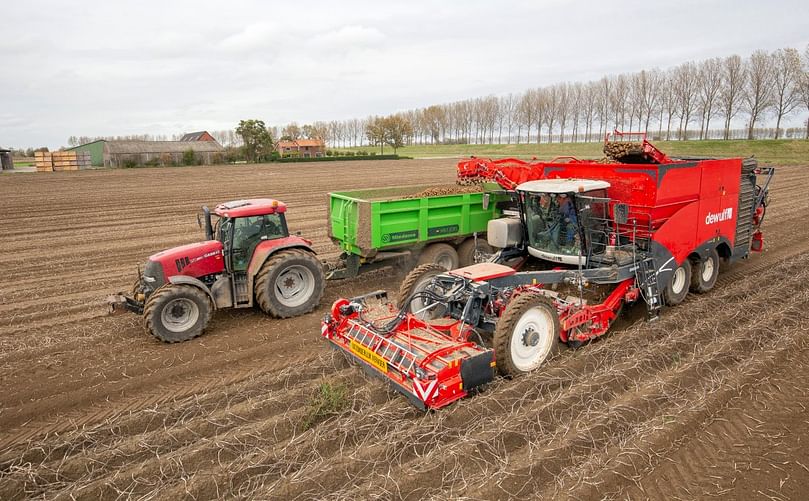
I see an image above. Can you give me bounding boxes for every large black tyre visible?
[397,263,447,320]
[417,243,459,270]
[143,284,213,343]
[690,248,720,293]
[663,259,692,306]
[494,292,562,376]
[456,237,494,267]
[255,249,325,318]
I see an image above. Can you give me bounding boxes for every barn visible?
[69,139,225,167]
[180,131,217,142]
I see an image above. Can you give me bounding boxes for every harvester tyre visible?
[143,284,212,343]
[690,248,720,293]
[397,263,447,320]
[663,260,692,306]
[255,249,325,318]
[457,238,494,267]
[494,292,561,377]
[417,243,459,270]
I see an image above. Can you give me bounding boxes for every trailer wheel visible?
[143,284,212,343]
[457,238,494,267]
[690,248,719,293]
[494,292,561,376]
[663,260,691,306]
[255,249,326,318]
[417,243,459,270]
[397,263,448,320]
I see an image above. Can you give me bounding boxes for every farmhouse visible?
[69,139,225,167]
[276,139,326,158]
[180,131,217,142]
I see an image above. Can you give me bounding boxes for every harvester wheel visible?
[397,263,448,320]
[457,238,494,267]
[690,248,720,293]
[417,243,459,270]
[255,249,325,318]
[494,292,561,376]
[663,260,692,306]
[143,284,212,343]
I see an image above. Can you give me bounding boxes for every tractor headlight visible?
[143,275,156,283]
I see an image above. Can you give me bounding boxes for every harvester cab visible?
[515,179,612,266]
[108,198,325,343]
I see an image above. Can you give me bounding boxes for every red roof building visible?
[276,139,326,158]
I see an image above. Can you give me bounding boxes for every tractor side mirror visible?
[482,193,490,210]
[614,203,629,225]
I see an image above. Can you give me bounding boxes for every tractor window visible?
[231,214,286,271]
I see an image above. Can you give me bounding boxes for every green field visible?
[340,140,809,166]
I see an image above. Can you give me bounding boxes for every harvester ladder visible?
[345,321,419,376]
[636,257,662,320]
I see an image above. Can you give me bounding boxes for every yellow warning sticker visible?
[350,340,388,374]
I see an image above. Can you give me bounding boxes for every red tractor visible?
[108,199,325,342]
[322,135,774,410]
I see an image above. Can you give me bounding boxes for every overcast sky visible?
[2,0,807,148]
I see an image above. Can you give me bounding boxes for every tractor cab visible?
[204,199,289,272]
[516,179,610,266]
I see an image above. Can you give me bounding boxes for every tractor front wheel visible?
[493,292,561,376]
[255,249,326,318]
[143,284,212,343]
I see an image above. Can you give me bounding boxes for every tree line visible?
[44,44,809,156]
[246,45,808,149]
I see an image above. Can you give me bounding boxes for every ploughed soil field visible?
[1,159,808,500]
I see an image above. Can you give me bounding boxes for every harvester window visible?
[524,192,580,256]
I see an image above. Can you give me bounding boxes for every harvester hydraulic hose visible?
[358,290,455,336]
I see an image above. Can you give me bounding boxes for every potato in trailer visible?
[323,136,774,409]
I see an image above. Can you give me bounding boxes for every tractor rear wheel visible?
[255,249,325,318]
[397,263,448,320]
[494,292,561,376]
[663,260,692,306]
[457,237,494,267]
[417,243,459,270]
[143,284,212,343]
[690,249,720,293]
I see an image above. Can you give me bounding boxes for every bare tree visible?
[719,55,746,140]
[499,94,517,144]
[743,50,775,139]
[771,48,802,139]
[518,91,537,143]
[556,83,570,143]
[610,75,629,130]
[597,77,612,138]
[697,58,723,139]
[581,81,599,141]
[642,69,664,133]
[672,62,699,139]
[659,74,678,140]
[801,45,809,139]
[569,83,584,142]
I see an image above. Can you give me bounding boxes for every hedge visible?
[276,154,408,163]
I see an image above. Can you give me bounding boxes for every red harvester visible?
[322,133,773,410]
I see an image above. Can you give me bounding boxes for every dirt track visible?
[1,160,808,499]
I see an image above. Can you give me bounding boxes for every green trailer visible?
[327,184,506,279]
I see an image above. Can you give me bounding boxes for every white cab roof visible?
[517,178,610,194]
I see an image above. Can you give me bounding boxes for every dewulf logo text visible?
[705,208,733,225]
